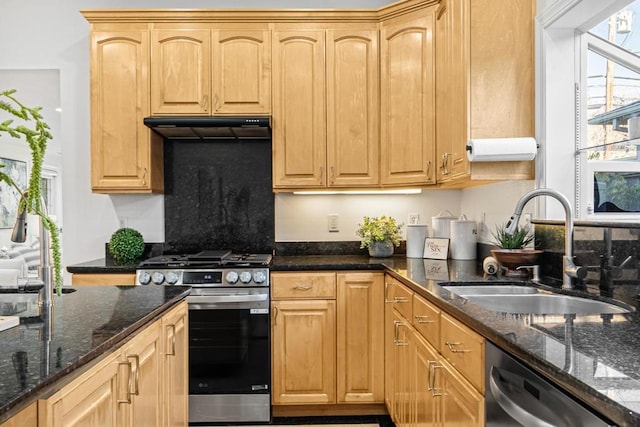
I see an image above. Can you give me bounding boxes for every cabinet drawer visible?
[412,294,440,345]
[385,276,413,320]
[271,272,336,299]
[440,312,484,394]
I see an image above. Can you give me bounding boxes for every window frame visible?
[576,8,640,220]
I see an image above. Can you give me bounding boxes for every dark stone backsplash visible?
[532,221,640,304]
[162,138,274,255]
[274,240,406,256]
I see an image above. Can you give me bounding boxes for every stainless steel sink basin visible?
[442,285,538,296]
[442,285,632,314]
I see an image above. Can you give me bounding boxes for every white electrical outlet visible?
[408,212,420,225]
[328,214,339,232]
[119,217,127,228]
[524,213,532,225]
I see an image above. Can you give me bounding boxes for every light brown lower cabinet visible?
[385,274,484,426]
[271,271,384,406]
[36,300,188,427]
[71,273,136,286]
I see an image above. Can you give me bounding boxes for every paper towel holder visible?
[465,137,539,162]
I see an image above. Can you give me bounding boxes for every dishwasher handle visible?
[489,366,568,427]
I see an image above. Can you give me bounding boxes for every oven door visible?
[187,287,271,424]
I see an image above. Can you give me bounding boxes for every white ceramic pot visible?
[431,210,457,239]
[406,224,428,258]
[449,215,477,260]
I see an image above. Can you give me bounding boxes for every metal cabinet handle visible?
[118,359,133,404]
[446,341,471,353]
[394,297,408,303]
[430,363,445,397]
[426,360,437,391]
[129,354,140,396]
[166,324,176,356]
[293,285,313,291]
[384,282,393,303]
[273,306,279,325]
[393,320,408,346]
[415,314,435,324]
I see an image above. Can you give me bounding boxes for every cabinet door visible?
[435,0,470,183]
[271,299,335,404]
[380,11,436,186]
[90,30,162,193]
[71,274,136,286]
[336,272,384,403]
[440,361,484,427]
[212,28,271,114]
[151,29,211,115]
[162,301,188,427]
[272,30,326,188]
[392,310,413,427]
[414,332,440,427]
[118,320,163,427]
[384,279,395,415]
[326,29,379,187]
[38,351,121,427]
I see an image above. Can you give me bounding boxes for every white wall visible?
[276,190,463,241]
[0,0,536,284]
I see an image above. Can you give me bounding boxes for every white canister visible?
[449,215,477,260]
[406,224,428,258]
[431,210,458,239]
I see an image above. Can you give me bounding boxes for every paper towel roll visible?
[466,137,537,162]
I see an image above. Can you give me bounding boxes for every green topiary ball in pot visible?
[109,228,145,265]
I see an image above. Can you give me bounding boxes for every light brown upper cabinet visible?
[89,26,164,194]
[435,0,535,186]
[272,25,379,189]
[151,24,271,116]
[380,7,437,186]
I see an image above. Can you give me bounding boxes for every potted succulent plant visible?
[491,222,543,276]
[356,215,403,257]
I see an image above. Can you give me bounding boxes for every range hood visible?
[143,116,271,140]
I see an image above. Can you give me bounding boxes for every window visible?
[578,0,640,218]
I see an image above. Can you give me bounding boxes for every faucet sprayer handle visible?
[565,257,587,280]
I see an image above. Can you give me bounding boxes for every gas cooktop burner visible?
[137,250,272,269]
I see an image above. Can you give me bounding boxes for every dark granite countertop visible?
[66,258,137,274]
[68,253,640,425]
[0,285,190,422]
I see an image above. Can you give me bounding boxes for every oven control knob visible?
[225,271,239,284]
[239,271,253,284]
[151,272,165,285]
[165,271,179,285]
[138,271,151,285]
[253,271,267,284]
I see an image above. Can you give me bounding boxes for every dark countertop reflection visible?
[0,285,189,422]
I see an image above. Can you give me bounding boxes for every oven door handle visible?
[187,294,268,304]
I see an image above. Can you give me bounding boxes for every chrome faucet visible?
[11,194,54,308]
[505,188,586,289]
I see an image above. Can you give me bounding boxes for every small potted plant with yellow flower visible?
[356,215,403,257]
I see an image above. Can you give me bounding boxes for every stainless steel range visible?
[137,250,272,425]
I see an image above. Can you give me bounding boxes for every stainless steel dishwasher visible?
[485,341,614,426]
